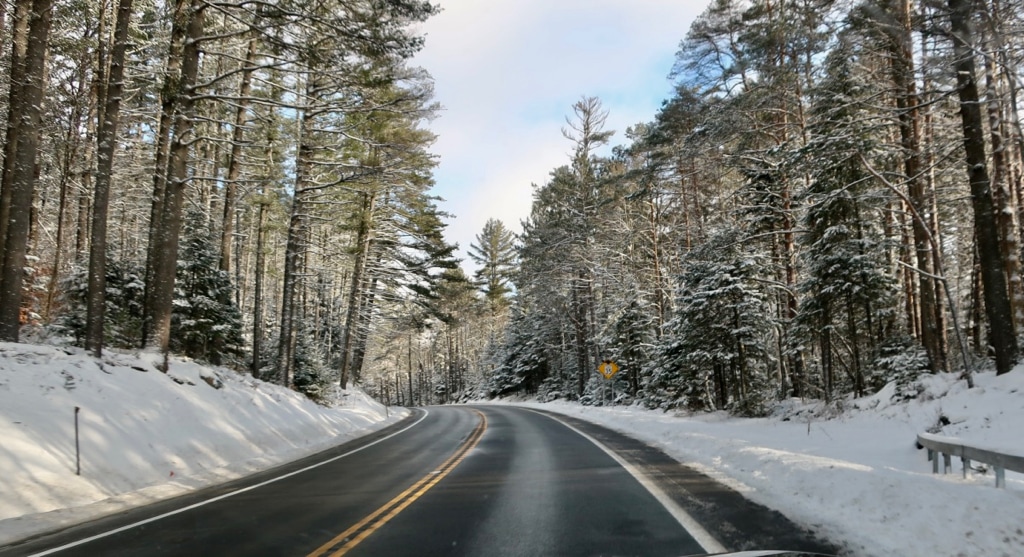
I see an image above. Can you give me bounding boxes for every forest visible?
[1,0,1023,415]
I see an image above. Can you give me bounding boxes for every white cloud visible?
[412,0,706,268]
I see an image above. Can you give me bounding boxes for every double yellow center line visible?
[308,410,488,557]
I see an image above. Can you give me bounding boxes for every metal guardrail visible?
[917,432,1024,488]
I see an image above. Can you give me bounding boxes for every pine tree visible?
[0,0,56,341]
[467,218,516,314]
[946,0,1019,375]
[56,258,146,349]
[795,37,896,400]
[490,306,550,397]
[171,210,243,365]
[605,296,655,398]
[292,322,332,402]
[652,231,773,415]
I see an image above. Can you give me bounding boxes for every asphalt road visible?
[0,406,838,557]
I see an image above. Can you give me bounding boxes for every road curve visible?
[0,405,836,557]
[344,405,707,557]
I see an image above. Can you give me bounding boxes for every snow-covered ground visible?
[1,340,1022,556]
[497,370,1024,556]
[0,342,407,546]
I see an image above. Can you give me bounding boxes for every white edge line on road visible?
[524,408,728,554]
[27,410,431,557]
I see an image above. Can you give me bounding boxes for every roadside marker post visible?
[74,406,81,476]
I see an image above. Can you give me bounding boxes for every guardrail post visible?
[919,433,1023,488]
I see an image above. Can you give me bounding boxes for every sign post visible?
[598,360,620,404]
[74,406,81,476]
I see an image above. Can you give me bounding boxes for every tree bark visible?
[85,0,134,356]
[339,190,377,389]
[984,54,1024,331]
[144,0,205,361]
[948,0,1019,374]
[890,0,946,373]
[252,198,266,378]
[350,255,382,382]
[0,0,54,340]
[277,164,310,386]
[0,0,32,252]
[572,273,588,397]
[276,74,317,386]
[141,0,195,347]
[220,37,257,275]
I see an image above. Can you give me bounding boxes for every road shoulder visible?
[0,409,424,555]
[526,407,841,555]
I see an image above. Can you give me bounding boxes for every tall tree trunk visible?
[572,272,588,397]
[85,0,134,356]
[339,190,377,389]
[984,54,1024,330]
[75,73,97,264]
[277,154,313,386]
[648,198,666,334]
[920,30,951,364]
[0,0,32,252]
[350,252,383,382]
[407,334,414,406]
[145,0,205,361]
[141,0,195,346]
[890,0,946,372]
[948,0,1019,374]
[45,33,93,318]
[0,0,53,340]
[252,199,266,378]
[782,182,805,396]
[46,103,84,318]
[220,37,257,274]
[846,294,865,397]
[899,202,921,338]
[277,71,321,387]
[970,245,983,354]
[822,302,833,402]
[984,0,1024,273]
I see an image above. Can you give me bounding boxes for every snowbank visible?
[0,342,407,545]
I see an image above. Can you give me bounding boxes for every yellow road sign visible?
[598,360,619,380]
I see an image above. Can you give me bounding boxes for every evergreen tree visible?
[794,38,896,400]
[171,211,243,365]
[651,231,773,415]
[56,258,146,349]
[467,218,516,314]
[292,322,333,403]
[489,306,550,397]
[604,296,655,398]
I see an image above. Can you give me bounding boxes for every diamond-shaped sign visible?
[598,360,619,379]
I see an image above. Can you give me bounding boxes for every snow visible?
[2,340,1023,556]
[493,369,1024,557]
[0,342,407,546]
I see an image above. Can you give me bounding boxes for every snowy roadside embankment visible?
[0,342,407,546]
[495,370,1024,557]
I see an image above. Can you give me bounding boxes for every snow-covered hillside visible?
[0,342,407,545]
[1,341,1022,556]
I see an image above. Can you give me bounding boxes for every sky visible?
[2,342,1022,555]
[410,0,706,269]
